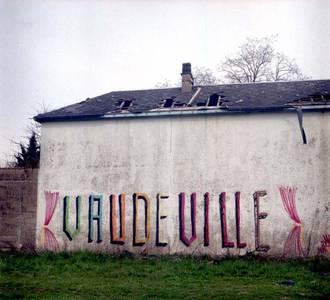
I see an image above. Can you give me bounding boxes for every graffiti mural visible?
[179,192,197,247]
[253,191,270,252]
[279,186,304,257]
[219,192,234,248]
[133,193,151,246]
[63,196,81,241]
[88,195,103,243]
[38,188,328,256]
[204,193,210,246]
[235,192,247,249]
[156,194,168,247]
[318,234,330,255]
[42,191,59,251]
[110,194,126,244]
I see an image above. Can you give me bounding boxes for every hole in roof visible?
[293,93,330,103]
[174,102,186,107]
[118,100,132,110]
[163,98,174,108]
[310,94,330,102]
[207,94,221,106]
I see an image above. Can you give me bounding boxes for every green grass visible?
[0,252,329,299]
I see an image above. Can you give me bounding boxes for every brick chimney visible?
[181,63,194,93]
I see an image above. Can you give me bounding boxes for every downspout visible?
[296,107,307,144]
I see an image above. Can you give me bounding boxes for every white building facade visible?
[35,64,330,256]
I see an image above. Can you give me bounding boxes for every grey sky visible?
[1,0,329,165]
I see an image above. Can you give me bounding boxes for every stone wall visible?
[0,168,38,251]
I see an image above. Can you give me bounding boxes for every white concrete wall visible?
[37,112,330,256]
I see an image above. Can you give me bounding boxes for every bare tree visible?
[267,52,306,81]
[219,36,308,83]
[154,79,177,88]
[193,66,219,85]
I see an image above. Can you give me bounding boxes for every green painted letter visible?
[88,195,103,243]
[63,196,81,241]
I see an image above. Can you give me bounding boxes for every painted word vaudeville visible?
[43,191,271,252]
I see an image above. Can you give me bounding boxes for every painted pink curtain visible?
[283,225,304,257]
[279,186,301,224]
[318,234,330,255]
[42,191,59,251]
[279,186,304,257]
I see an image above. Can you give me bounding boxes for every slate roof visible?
[34,79,330,122]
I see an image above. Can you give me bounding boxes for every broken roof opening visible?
[207,93,221,107]
[173,102,186,107]
[119,99,133,110]
[163,98,174,108]
[290,92,330,106]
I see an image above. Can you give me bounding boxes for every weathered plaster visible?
[36,112,330,256]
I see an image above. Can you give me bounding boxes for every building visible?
[34,63,330,256]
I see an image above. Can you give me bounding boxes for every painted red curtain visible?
[279,186,304,257]
[42,191,59,251]
[283,224,304,257]
[318,234,330,255]
[279,186,301,224]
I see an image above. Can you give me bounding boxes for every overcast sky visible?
[0,0,329,165]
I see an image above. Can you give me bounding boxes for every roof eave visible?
[34,114,105,123]
[34,105,330,123]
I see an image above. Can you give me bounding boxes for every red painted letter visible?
[220,192,234,248]
[235,192,246,249]
[253,191,270,252]
[179,192,197,246]
[204,193,210,246]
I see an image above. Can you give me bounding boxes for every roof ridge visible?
[108,79,330,94]
[195,78,330,88]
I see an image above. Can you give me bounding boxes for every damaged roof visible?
[35,79,330,122]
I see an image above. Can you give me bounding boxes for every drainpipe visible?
[296,107,307,144]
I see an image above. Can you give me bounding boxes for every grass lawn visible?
[0,252,329,299]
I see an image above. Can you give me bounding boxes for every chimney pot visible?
[182,63,192,74]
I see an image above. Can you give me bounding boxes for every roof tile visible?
[35,80,330,122]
